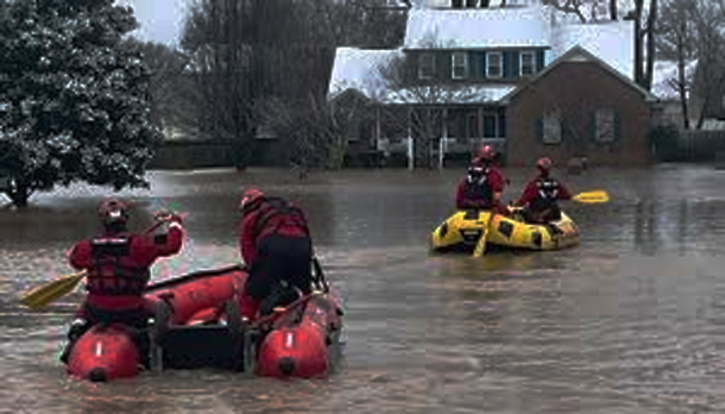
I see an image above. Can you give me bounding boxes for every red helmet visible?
[239,188,264,212]
[537,157,552,172]
[477,145,496,161]
[98,199,128,228]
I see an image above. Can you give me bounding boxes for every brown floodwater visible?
[1,164,724,413]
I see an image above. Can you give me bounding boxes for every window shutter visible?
[502,51,509,78]
[589,112,596,142]
[614,111,621,142]
[508,50,520,78]
[535,117,543,142]
[536,50,545,72]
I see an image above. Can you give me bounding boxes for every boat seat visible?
[463,210,480,220]
[156,324,244,371]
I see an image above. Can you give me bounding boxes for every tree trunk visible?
[696,93,711,129]
[677,45,690,130]
[633,0,644,87]
[644,0,657,91]
[8,179,31,208]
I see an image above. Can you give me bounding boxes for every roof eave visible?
[401,45,552,52]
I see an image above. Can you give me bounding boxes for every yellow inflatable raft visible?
[429,209,580,253]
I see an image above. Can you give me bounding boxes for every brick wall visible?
[506,60,654,167]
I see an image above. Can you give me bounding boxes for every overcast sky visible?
[115,0,640,46]
[116,0,192,45]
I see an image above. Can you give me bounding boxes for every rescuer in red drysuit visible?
[455,145,510,215]
[237,188,313,321]
[512,157,573,224]
[60,199,185,367]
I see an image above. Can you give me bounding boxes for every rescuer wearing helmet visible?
[512,157,573,224]
[237,188,313,321]
[60,199,185,367]
[455,145,510,215]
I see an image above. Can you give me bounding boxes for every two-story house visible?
[328,0,659,168]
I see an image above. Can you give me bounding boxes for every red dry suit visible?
[68,222,185,316]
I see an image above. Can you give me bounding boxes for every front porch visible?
[372,105,508,168]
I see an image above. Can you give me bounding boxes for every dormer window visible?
[487,52,502,78]
[452,52,468,79]
[520,51,536,76]
[451,0,485,7]
[418,53,435,80]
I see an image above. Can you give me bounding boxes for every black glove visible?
[154,210,183,224]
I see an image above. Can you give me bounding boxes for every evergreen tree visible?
[0,0,160,207]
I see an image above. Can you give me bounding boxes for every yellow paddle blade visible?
[19,271,86,310]
[572,190,609,203]
[472,211,494,257]
[472,228,488,257]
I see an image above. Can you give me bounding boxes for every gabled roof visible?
[500,45,659,104]
[379,84,516,104]
[549,20,634,80]
[327,48,405,100]
[404,5,550,49]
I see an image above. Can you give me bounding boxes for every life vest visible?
[85,235,150,296]
[245,196,310,243]
[463,167,493,208]
[529,177,560,212]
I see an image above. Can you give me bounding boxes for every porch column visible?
[407,107,413,170]
[478,107,484,152]
[375,106,381,151]
[440,108,448,169]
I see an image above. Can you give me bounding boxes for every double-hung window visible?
[451,52,468,79]
[520,51,535,76]
[595,109,615,142]
[543,110,562,144]
[487,52,502,78]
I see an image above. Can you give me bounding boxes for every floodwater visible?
[1,164,725,413]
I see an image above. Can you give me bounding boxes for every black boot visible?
[60,319,90,364]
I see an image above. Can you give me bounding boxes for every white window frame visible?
[451,52,468,79]
[520,51,535,76]
[486,52,502,78]
[595,108,615,142]
[418,53,435,80]
[543,110,562,144]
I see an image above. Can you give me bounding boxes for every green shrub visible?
[648,125,680,161]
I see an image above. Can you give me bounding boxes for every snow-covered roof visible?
[424,0,508,8]
[404,5,550,49]
[327,48,405,100]
[329,5,644,105]
[379,84,516,104]
[650,59,698,101]
[549,20,634,80]
[328,47,515,104]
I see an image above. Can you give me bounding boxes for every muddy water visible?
[1,164,724,413]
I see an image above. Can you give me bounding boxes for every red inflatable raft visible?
[64,263,344,382]
[250,285,344,379]
[66,265,246,382]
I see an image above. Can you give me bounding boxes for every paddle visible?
[472,210,495,258]
[19,216,175,310]
[572,190,609,203]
